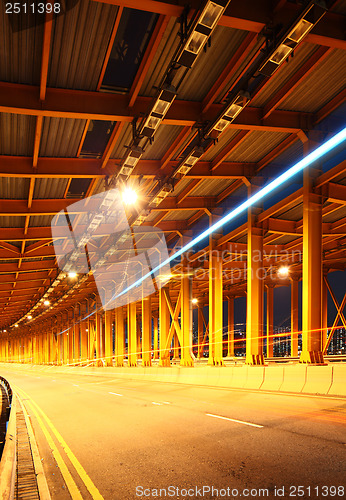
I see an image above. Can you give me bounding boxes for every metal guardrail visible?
[0,377,16,500]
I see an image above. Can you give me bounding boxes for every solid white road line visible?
[109,392,123,397]
[206,413,263,428]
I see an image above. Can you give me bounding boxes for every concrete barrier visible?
[230,366,248,388]
[302,365,333,395]
[217,367,234,388]
[261,365,285,392]
[280,364,307,393]
[328,364,346,397]
[243,366,265,390]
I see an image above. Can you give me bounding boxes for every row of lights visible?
[4,267,291,331]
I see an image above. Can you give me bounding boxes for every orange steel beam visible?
[0,157,114,178]
[91,0,346,49]
[0,82,316,132]
[0,261,56,274]
[33,116,43,168]
[27,178,35,209]
[75,119,90,158]
[315,160,346,188]
[0,242,20,254]
[0,198,83,216]
[177,179,202,205]
[128,15,169,107]
[63,179,72,198]
[40,11,53,101]
[315,88,346,124]
[211,130,251,171]
[257,134,299,171]
[160,126,192,170]
[263,46,332,119]
[0,157,258,179]
[97,6,124,91]
[101,121,125,169]
[202,32,258,114]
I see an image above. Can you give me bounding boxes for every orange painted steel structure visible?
[0,0,345,367]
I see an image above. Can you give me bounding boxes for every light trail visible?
[111,127,346,304]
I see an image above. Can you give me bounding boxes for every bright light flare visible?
[44,300,50,306]
[68,272,77,278]
[192,298,198,304]
[27,315,32,320]
[277,266,290,278]
[15,324,18,328]
[121,187,138,205]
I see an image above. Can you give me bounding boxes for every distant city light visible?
[278,266,290,278]
[68,272,77,278]
[3,329,6,332]
[27,315,32,320]
[15,324,18,328]
[44,300,50,306]
[122,187,138,205]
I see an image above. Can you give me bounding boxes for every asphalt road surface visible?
[1,364,345,500]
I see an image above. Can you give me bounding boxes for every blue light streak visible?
[111,127,346,304]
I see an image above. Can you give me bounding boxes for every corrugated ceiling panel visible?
[40,117,87,157]
[0,216,25,228]
[33,178,69,200]
[202,128,239,161]
[178,27,248,101]
[277,203,303,221]
[226,131,290,163]
[0,178,30,199]
[29,215,54,228]
[48,0,118,90]
[164,209,198,221]
[170,178,192,197]
[0,11,43,85]
[323,205,346,224]
[110,122,133,159]
[140,17,180,98]
[279,49,346,112]
[192,178,234,197]
[251,43,317,108]
[142,125,183,160]
[0,114,35,156]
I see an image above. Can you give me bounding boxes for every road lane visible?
[1,364,345,499]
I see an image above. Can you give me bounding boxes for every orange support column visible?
[290,276,299,357]
[246,196,264,365]
[104,296,113,366]
[322,275,328,350]
[159,286,171,367]
[80,314,88,363]
[153,316,159,360]
[180,274,194,366]
[142,296,152,367]
[227,297,235,357]
[115,307,124,367]
[266,285,274,358]
[300,143,324,364]
[197,306,204,358]
[208,212,224,366]
[127,302,137,367]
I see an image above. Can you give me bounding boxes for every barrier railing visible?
[0,377,16,500]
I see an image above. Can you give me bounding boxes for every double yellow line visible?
[14,386,104,500]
